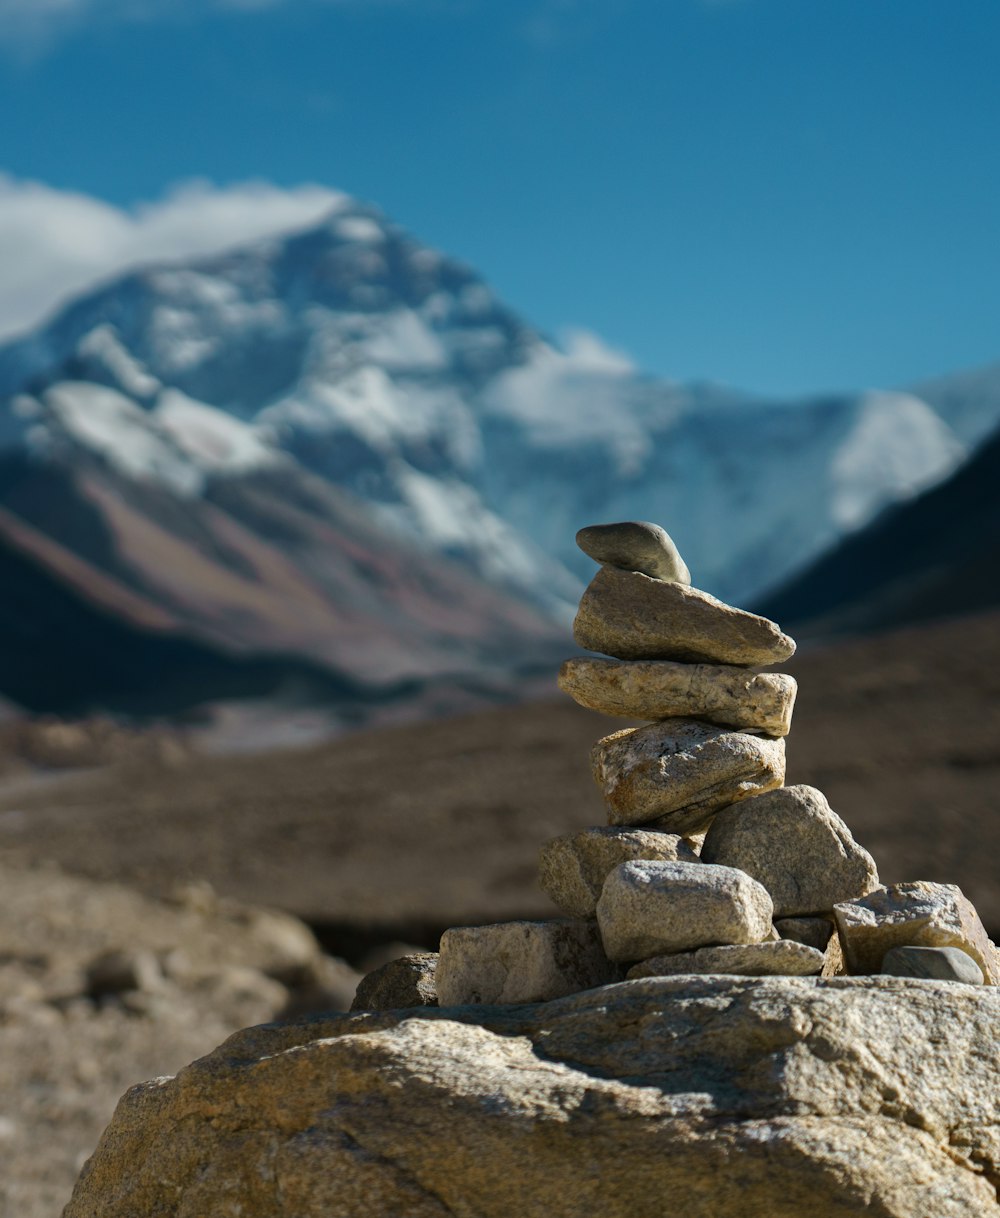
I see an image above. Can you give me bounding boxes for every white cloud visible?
[0,175,346,341]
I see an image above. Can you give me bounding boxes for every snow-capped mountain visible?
[0,194,995,713]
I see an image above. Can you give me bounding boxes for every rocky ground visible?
[1,607,998,1216]
[0,860,360,1218]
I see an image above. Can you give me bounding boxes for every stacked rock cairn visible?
[353,521,998,1012]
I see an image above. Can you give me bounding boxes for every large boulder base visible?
[596,859,773,961]
[538,826,698,918]
[573,566,796,666]
[592,719,786,833]
[65,978,1000,1218]
[558,656,797,735]
[702,784,880,917]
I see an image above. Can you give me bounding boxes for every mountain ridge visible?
[1,195,997,715]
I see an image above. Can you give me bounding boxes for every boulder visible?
[701,785,880,916]
[834,882,1000,984]
[350,953,438,1011]
[573,566,796,666]
[592,719,786,833]
[596,859,773,961]
[558,657,796,735]
[65,978,1000,1218]
[538,827,698,918]
[625,940,825,979]
[881,945,984,985]
[436,920,621,1005]
[574,521,691,584]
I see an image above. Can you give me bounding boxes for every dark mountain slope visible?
[757,423,1000,635]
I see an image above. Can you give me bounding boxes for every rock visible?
[592,719,786,833]
[573,566,796,666]
[775,919,844,977]
[436,920,621,1005]
[350,953,439,1011]
[625,939,825,979]
[775,916,834,952]
[881,945,985,985]
[558,657,797,735]
[701,785,880,916]
[575,521,692,584]
[834,882,1000,984]
[538,827,698,918]
[0,857,355,1218]
[821,931,845,978]
[596,859,773,961]
[85,949,164,998]
[64,978,1000,1218]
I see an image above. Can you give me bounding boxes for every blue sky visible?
[1,0,999,395]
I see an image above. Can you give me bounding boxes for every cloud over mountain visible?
[0,176,343,340]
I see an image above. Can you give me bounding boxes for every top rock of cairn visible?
[575,520,692,584]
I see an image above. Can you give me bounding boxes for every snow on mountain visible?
[909,361,1000,447]
[0,191,997,695]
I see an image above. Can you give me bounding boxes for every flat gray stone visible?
[591,719,786,834]
[834,882,999,984]
[881,945,984,985]
[558,657,796,735]
[538,827,698,919]
[626,940,825,979]
[701,785,880,917]
[596,859,773,962]
[436,920,621,1005]
[573,566,796,666]
[350,953,439,1011]
[775,917,835,952]
[575,521,691,584]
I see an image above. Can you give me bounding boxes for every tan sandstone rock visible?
[596,859,773,961]
[573,566,797,666]
[64,978,1000,1218]
[592,719,786,833]
[558,657,797,735]
[701,785,880,916]
[625,939,825,979]
[436,920,621,1005]
[350,953,438,1011]
[538,827,698,918]
[834,882,1000,984]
